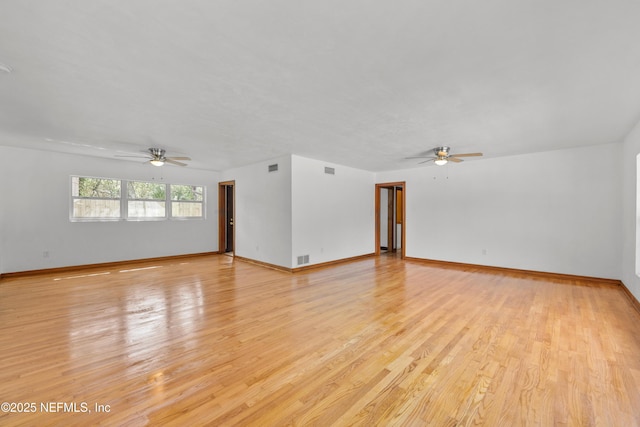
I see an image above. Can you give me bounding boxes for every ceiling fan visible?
[406,146,483,166]
[116,148,191,167]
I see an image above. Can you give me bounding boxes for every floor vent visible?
[268,164,278,172]
[324,166,335,175]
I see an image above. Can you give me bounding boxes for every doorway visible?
[375,182,405,258]
[218,181,235,255]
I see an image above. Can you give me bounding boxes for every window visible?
[128,181,166,219]
[171,184,204,218]
[71,177,121,220]
[71,176,205,221]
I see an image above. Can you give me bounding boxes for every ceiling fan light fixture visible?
[407,146,482,166]
[150,159,165,167]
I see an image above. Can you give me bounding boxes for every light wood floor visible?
[1,254,639,426]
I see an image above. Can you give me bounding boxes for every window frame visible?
[70,176,123,222]
[70,176,206,222]
[126,180,169,221]
[169,184,206,220]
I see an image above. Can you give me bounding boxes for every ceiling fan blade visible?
[165,159,188,166]
[418,158,436,164]
[405,156,433,159]
[115,155,151,159]
[450,152,483,157]
[167,156,191,161]
[449,157,463,163]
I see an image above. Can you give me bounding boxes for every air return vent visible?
[297,255,310,265]
[324,166,335,175]
[268,164,278,172]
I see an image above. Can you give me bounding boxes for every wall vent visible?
[268,164,278,172]
[297,254,310,265]
[324,166,335,175]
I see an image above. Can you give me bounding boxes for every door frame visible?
[375,181,406,258]
[218,180,235,255]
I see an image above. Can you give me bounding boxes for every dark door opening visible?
[218,181,235,255]
[375,182,405,258]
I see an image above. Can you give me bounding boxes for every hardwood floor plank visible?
[1,254,639,426]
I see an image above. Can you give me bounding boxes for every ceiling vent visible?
[268,164,278,172]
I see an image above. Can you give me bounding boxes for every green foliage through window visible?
[170,185,203,201]
[128,181,166,200]
[73,177,121,198]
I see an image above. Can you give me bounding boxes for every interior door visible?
[395,187,403,251]
[225,185,234,253]
[218,181,235,255]
[387,187,394,252]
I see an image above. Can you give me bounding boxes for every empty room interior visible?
[1,1,640,426]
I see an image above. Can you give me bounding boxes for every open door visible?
[218,181,235,255]
[375,182,405,258]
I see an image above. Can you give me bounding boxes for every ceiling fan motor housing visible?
[434,146,450,158]
[149,148,166,160]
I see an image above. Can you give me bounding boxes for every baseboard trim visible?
[233,253,377,274]
[404,257,622,286]
[292,253,376,273]
[0,252,218,280]
[620,281,640,315]
[233,256,293,273]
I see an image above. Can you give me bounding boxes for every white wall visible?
[2,142,627,283]
[221,155,292,268]
[0,146,219,273]
[377,143,622,279]
[622,120,640,302]
[291,155,375,267]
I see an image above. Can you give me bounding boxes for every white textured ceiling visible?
[1,1,640,171]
